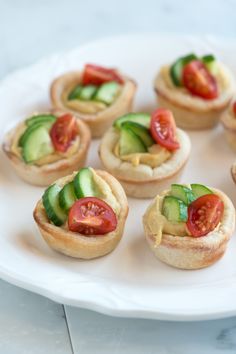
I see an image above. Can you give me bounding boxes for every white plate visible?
[1,34,236,321]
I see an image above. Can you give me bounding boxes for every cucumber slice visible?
[170,53,197,86]
[43,184,67,226]
[201,54,218,75]
[162,196,187,222]
[93,81,120,105]
[191,184,213,198]
[59,182,77,212]
[19,120,54,147]
[171,184,195,205]
[68,85,83,100]
[22,124,54,163]
[114,113,151,129]
[121,121,154,148]
[79,85,97,100]
[26,114,56,127]
[74,167,99,199]
[119,127,147,156]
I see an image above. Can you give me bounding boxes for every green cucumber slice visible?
[79,85,97,100]
[42,184,67,226]
[26,114,56,127]
[171,184,195,205]
[170,53,197,86]
[201,54,218,75]
[162,196,187,222]
[19,120,54,147]
[22,124,54,163]
[93,81,120,105]
[121,121,154,148]
[114,113,151,129]
[74,167,99,199]
[119,127,147,156]
[59,182,77,212]
[191,184,213,198]
[68,85,83,100]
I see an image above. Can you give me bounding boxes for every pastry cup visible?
[33,170,129,259]
[221,103,236,151]
[2,116,91,186]
[99,127,191,198]
[154,63,235,130]
[50,71,136,138]
[143,188,235,270]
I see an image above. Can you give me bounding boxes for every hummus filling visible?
[62,82,121,114]
[162,63,229,96]
[10,123,80,166]
[143,194,190,247]
[114,142,171,168]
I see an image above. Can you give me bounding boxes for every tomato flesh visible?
[187,194,224,237]
[68,197,117,236]
[182,60,218,100]
[82,64,124,86]
[50,114,78,152]
[233,101,236,117]
[150,108,180,151]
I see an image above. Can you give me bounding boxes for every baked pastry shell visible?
[221,105,236,151]
[50,71,137,138]
[154,64,235,130]
[2,116,91,187]
[99,127,191,198]
[33,170,129,259]
[143,188,235,270]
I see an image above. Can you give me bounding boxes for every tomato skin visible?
[150,108,180,151]
[182,60,218,100]
[82,64,124,86]
[50,114,78,152]
[187,194,224,237]
[68,197,117,236]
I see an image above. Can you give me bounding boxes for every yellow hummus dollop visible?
[143,194,190,246]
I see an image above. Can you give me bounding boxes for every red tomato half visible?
[50,114,78,152]
[68,197,117,236]
[187,194,224,237]
[182,60,218,100]
[150,108,180,151]
[233,101,236,117]
[82,64,124,85]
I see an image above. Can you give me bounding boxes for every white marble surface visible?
[1,0,236,353]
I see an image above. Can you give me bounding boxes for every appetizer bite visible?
[221,100,236,150]
[143,183,235,269]
[50,64,136,137]
[99,108,191,198]
[154,53,235,129]
[33,167,128,259]
[2,113,91,186]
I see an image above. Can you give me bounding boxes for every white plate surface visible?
[1,34,236,321]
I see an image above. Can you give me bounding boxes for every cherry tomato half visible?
[187,194,224,237]
[82,64,124,86]
[150,108,180,151]
[68,197,117,236]
[50,114,78,152]
[182,60,218,100]
[233,101,236,117]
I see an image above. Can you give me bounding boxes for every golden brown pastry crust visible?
[221,103,236,151]
[50,71,137,137]
[143,188,235,269]
[154,63,235,130]
[99,127,191,198]
[2,115,91,186]
[33,170,129,259]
